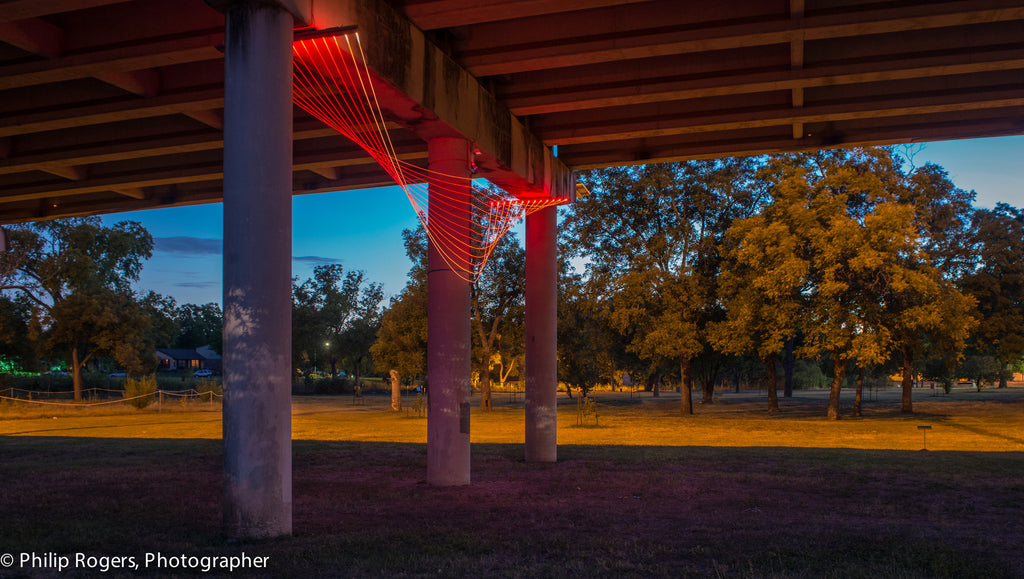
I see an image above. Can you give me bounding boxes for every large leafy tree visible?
[766,149,973,417]
[0,218,154,400]
[712,161,810,413]
[472,232,525,410]
[557,259,617,398]
[173,302,222,352]
[372,228,428,409]
[960,203,1024,387]
[567,159,759,414]
[0,295,39,372]
[292,263,383,394]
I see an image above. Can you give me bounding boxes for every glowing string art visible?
[293,31,566,282]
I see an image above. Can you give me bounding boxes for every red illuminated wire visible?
[293,32,569,281]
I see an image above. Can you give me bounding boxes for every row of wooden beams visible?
[0,29,224,91]
[462,1,1024,76]
[0,0,131,23]
[507,46,1024,118]
[400,0,651,30]
[0,141,427,204]
[559,113,1024,169]
[0,119,413,177]
[0,86,223,138]
[539,87,1024,145]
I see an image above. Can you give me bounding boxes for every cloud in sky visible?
[174,281,219,289]
[293,255,343,265]
[155,236,222,255]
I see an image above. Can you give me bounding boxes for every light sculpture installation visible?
[293,30,566,281]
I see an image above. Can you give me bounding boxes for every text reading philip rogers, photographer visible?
[4,551,270,573]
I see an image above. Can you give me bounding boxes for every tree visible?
[174,302,222,352]
[567,159,759,415]
[557,262,616,398]
[336,278,384,396]
[46,289,157,380]
[960,204,1024,388]
[372,228,428,408]
[0,295,39,373]
[471,232,525,410]
[292,263,383,391]
[0,218,154,400]
[721,149,973,419]
[712,162,809,413]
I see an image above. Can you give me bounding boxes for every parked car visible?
[194,369,213,378]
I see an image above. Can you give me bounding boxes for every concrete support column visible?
[426,137,472,486]
[221,2,293,538]
[525,205,558,462]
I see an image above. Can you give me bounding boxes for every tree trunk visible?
[900,347,914,414]
[354,363,362,398]
[762,354,779,414]
[652,373,660,398]
[783,336,796,398]
[853,365,864,417]
[701,376,714,404]
[827,349,847,421]
[479,350,492,410]
[565,384,573,399]
[390,369,401,411]
[70,345,83,402]
[998,361,1009,389]
[680,359,693,416]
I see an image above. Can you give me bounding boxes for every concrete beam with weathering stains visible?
[308,0,574,200]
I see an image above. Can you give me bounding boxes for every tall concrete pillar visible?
[525,205,558,462]
[426,137,472,486]
[221,1,293,538]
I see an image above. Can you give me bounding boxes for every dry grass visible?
[1,387,1022,577]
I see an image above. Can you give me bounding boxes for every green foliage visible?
[960,204,1024,378]
[372,227,428,382]
[172,302,222,352]
[293,263,384,389]
[471,230,525,409]
[123,375,157,409]
[410,391,426,418]
[0,217,156,400]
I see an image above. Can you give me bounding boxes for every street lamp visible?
[324,342,330,376]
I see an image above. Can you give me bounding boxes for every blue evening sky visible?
[102,135,1024,307]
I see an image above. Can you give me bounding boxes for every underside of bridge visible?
[1,0,1021,538]
[0,0,1020,221]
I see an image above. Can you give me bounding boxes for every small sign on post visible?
[918,425,932,450]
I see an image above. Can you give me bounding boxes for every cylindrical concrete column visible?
[221,2,293,538]
[426,137,472,486]
[525,204,558,462]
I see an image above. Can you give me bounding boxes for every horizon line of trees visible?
[0,146,1021,418]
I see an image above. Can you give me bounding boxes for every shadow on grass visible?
[1,436,1022,578]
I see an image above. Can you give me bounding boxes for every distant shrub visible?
[123,375,158,409]
[195,378,222,401]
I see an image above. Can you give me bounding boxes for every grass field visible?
[1,387,1022,577]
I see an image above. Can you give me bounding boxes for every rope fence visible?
[0,388,223,407]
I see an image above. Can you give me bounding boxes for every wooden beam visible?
[184,109,224,130]
[96,69,161,97]
[0,31,223,91]
[0,87,224,138]
[0,17,63,57]
[0,0,131,23]
[462,2,1024,76]
[506,47,1024,115]
[38,163,89,180]
[403,0,651,30]
[540,88,1024,145]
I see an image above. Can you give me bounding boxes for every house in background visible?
[156,346,222,372]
